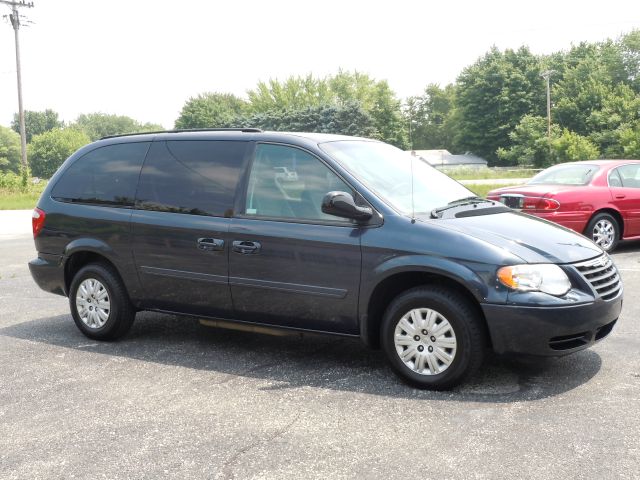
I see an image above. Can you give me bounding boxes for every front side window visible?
[51,142,150,206]
[616,164,640,188]
[136,140,247,217]
[244,143,353,222]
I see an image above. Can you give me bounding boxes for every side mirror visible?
[321,191,373,222]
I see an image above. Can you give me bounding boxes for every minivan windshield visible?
[527,163,598,185]
[319,140,474,215]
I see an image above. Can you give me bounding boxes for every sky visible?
[0,0,638,129]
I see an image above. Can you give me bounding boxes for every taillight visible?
[32,208,46,238]
[522,197,560,211]
[537,198,561,210]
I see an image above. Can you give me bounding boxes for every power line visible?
[1,0,34,174]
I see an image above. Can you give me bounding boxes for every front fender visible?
[360,254,497,308]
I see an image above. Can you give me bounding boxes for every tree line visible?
[0,112,162,178]
[1,30,638,178]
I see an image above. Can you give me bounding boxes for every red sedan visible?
[487,160,640,252]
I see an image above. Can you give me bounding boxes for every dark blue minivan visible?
[29,129,623,389]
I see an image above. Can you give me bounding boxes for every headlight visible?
[497,264,571,296]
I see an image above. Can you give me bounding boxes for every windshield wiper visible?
[430,196,493,218]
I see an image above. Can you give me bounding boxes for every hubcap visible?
[76,278,110,329]
[592,219,615,250]
[393,308,457,376]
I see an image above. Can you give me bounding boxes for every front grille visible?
[574,255,622,300]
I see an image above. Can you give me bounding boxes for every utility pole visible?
[2,0,34,174]
[540,70,556,140]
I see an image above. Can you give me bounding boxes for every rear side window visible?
[608,169,623,187]
[616,164,640,188]
[136,140,247,217]
[51,142,150,206]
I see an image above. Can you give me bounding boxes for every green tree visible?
[326,71,407,147]
[244,71,407,147]
[620,30,640,93]
[551,129,600,162]
[73,113,162,141]
[497,117,600,166]
[406,84,456,149]
[549,36,640,156]
[497,115,560,167]
[368,80,408,148]
[618,123,640,158]
[0,126,22,174]
[28,128,90,178]
[236,102,378,138]
[247,75,333,112]
[454,46,545,164]
[175,92,248,129]
[11,109,63,143]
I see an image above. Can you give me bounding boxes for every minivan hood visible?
[422,210,602,264]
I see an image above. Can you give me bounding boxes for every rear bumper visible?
[28,253,66,296]
[482,292,622,356]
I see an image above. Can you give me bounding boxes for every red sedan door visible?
[609,164,640,238]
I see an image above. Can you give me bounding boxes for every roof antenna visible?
[410,151,416,224]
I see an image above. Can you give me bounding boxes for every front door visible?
[132,139,248,317]
[229,143,362,334]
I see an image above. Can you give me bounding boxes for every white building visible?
[409,149,488,170]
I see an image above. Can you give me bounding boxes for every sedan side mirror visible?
[321,191,373,222]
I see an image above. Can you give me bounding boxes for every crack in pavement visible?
[218,413,301,480]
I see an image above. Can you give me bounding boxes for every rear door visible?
[228,143,362,334]
[609,164,640,237]
[131,139,248,317]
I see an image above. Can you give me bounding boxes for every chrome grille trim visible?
[573,255,622,300]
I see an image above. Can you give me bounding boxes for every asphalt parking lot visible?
[1,212,639,479]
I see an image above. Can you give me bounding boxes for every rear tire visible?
[381,286,486,390]
[69,263,135,340]
[585,213,619,252]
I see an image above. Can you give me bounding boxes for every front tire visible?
[69,263,135,340]
[381,286,486,390]
[585,213,619,252]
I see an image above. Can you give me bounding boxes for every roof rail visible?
[100,127,263,140]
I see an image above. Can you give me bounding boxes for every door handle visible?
[615,194,626,199]
[232,240,261,254]
[197,238,224,252]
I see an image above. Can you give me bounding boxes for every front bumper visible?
[482,293,622,356]
[28,253,66,296]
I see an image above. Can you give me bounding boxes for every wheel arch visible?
[586,208,624,239]
[64,250,123,294]
[360,269,491,350]
[62,239,135,299]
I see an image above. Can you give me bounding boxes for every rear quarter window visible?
[51,142,150,207]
